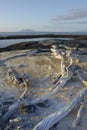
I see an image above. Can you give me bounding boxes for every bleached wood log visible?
[75,69,87,86]
[72,69,87,128]
[6,68,24,87]
[51,45,67,76]
[72,100,85,128]
[63,44,81,67]
[58,43,80,51]
[33,88,87,130]
[3,78,28,123]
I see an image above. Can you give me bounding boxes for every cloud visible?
[51,21,87,24]
[43,26,65,28]
[77,21,87,24]
[42,21,87,29]
[53,9,87,21]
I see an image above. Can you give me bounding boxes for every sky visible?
[0,0,87,32]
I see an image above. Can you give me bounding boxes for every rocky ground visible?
[0,40,87,130]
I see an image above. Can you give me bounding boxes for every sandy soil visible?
[0,42,87,130]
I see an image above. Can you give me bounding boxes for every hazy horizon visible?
[0,29,87,33]
[0,0,87,32]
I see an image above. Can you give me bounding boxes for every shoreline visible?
[0,39,87,53]
[0,34,87,40]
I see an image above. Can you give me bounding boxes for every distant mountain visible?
[19,29,36,32]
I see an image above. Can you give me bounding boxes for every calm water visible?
[0,37,73,48]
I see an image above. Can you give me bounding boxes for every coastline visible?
[0,34,87,40]
[0,39,87,53]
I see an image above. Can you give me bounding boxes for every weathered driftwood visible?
[51,45,67,76]
[33,88,87,130]
[72,100,85,128]
[6,68,24,87]
[51,45,78,77]
[2,78,28,124]
[58,44,80,65]
[75,69,87,86]
[71,69,87,128]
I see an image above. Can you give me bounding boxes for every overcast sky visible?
[0,0,87,32]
